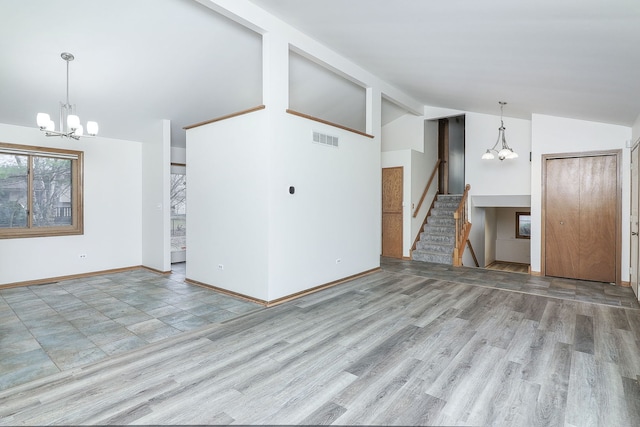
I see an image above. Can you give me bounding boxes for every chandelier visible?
[36,52,98,140]
[481,101,518,160]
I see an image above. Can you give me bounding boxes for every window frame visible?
[515,211,531,239]
[0,142,83,239]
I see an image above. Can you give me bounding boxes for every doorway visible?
[631,143,639,299]
[438,115,465,195]
[542,150,621,284]
[170,164,186,264]
[382,167,403,258]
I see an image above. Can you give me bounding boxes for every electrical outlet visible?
[218,264,224,270]
[336,258,341,264]
[79,254,87,259]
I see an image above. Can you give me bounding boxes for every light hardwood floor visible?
[486,260,530,274]
[1,261,639,425]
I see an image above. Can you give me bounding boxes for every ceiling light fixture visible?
[482,101,517,161]
[36,52,98,140]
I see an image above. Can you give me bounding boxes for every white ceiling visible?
[1,0,639,148]
[0,0,262,148]
[249,0,640,125]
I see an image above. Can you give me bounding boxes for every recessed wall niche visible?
[289,49,366,133]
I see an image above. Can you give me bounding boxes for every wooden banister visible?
[413,159,441,218]
[453,184,472,267]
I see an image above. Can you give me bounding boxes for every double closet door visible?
[544,151,620,283]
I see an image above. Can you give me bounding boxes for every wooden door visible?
[545,158,581,278]
[544,153,618,283]
[382,167,403,258]
[631,144,639,298]
[579,155,616,282]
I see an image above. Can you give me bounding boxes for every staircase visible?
[412,194,462,265]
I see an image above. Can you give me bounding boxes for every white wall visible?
[633,114,640,144]
[268,113,380,300]
[465,112,532,197]
[141,120,171,273]
[484,207,496,266]
[0,123,142,284]
[530,114,631,279]
[381,113,424,152]
[412,120,439,247]
[495,207,531,264]
[186,111,270,300]
[171,147,186,164]
[463,111,532,267]
[380,114,437,258]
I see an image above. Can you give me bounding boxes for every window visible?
[170,165,186,258]
[516,211,531,239]
[0,142,83,239]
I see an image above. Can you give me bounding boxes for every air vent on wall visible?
[312,131,339,148]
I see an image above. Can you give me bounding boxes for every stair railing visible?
[413,159,441,218]
[452,184,472,266]
[411,159,441,254]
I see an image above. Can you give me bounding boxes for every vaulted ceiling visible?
[1,0,638,148]
[249,0,640,125]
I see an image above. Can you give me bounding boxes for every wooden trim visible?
[413,159,441,218]
[515,211,531,239]
[541,149,622,285]
[141,266,172,275]
[186,267,381,307]
[0,266,143,289]
[530,270,543,276]
[183,105,266,130]
[0,143,84,239]
[453,184,471,267]
[265,268,381,306]
[620,281,631,288]
[286,109,374,139]
[170,162,186,167]
[466,239,479,267]
[185,279,268,306]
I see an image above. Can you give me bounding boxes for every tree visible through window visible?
[0,143,83,238]
[171,171,186,253]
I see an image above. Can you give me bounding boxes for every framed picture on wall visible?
[516,212,531,239]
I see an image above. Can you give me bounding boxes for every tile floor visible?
[2,259,639,394]
[0,263,261,391]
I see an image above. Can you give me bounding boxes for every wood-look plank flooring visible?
[486,260,530,274]
[1,261,640,425]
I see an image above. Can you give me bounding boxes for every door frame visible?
[382,166,404,259]
[631,141,640,298]
[541,149,622,284]
[170,163,187,264]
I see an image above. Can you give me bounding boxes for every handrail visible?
[413,159,441,218]
[452,184,472,267]
[286,109,375,139]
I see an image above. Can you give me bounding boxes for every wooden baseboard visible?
[620,281,631,288]
[0,266,143,289]
[530,270,543,276]
[185,279,269,306]
[187,267,382,307]
[266,268,381,307]
[141,266,171,275]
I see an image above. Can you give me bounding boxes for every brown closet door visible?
[382,167,403,258]
[545,155,617,283]
[579,155,616,282]
[545,158,581,278]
